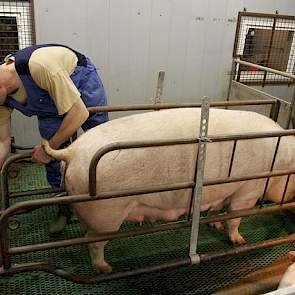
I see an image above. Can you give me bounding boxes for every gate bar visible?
[87,99,276,113]
[234,59,295,81]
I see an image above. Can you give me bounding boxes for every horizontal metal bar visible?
[11,144,33,151]
[9,220,192,255]
[4,233,295,284]
[7,200,295,256]
[234,58,295,80]
[88,100,276,113]
[209,129,295,142]
[9,187,63,198]
[239,11,295,20]
[204,169,295,186]
[200,233,295,263]
[0,259,191,284]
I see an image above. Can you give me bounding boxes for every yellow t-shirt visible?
[0,46,81,125]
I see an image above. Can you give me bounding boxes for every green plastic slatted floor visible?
[0,162,295,295]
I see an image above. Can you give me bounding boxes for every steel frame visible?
[227,58,295,129]
[1,101,295,283]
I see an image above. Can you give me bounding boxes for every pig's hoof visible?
[209,222,225,231]
[230,234,247,245]
[97,263,113,274]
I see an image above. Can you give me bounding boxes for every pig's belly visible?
[126,205,188,223]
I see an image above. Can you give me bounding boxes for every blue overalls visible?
[4,44,109,187]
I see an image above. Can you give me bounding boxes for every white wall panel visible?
[10,0,295,145]
[182,0,209,100]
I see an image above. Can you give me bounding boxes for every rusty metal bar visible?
[204,169,295,187]
[228,140,237,177]
[260,136,282,206]
[281,175,291,206]
[209,129,295,141]
[9,188,63,199]
[9,220,192,255]
[0,259,191,284]
[87,100,276,114]
[1,152,31,209]
[2,232,295,284]
[3,196,295,258]
[88,139,198,196]
[88,129,295,197]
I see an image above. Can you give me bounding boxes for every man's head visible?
[0,58,19,105]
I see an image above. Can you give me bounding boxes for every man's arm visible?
[32,99,89,163]
[49,98,89,149]
[0,120,11,168]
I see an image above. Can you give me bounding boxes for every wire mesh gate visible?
[1,100,295,284]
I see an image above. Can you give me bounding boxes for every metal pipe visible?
[88,139,199,196]
[3,233,295,284]
[228,140,237,177]
[88,129,295,196]
[9,220,192,255]
[204,169,295,186]
[200,234,295,263]
[9,188,63,199]
[3,197,295,257]
[87,100,276,113]
[0,152,32,209]
[0,259,191,284]
[281,175,291,205]
[234,59,295,81]
[260,136,282,206]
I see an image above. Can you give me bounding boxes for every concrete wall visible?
[10,0,295,145]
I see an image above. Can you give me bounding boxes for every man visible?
[0,44,108,233]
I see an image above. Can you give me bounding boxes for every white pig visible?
[43,108,295,273]
[279,252,295,289]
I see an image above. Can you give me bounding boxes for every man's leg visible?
[45,159,72,234]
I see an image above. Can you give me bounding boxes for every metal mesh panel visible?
[233,12,295,85]
[1,163,295,294]
[0,0,34,61]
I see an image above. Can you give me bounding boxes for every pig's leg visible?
[86,232,112,273]
[76,199,138,273]
[226,184,261,245]
[208,204,225,231]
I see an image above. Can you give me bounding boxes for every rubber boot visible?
[49,204,72,235]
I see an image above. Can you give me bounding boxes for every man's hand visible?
[32,144,52,164]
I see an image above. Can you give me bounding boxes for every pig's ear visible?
[288,251,295,262]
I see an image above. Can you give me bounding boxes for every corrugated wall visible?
[11,0,295,145]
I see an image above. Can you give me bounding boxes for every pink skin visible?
[288,251,295,262]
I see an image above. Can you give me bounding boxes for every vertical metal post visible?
[226,60,237,102]
[153,71,165,104]
[0,167,9,210]
[270,100,281,122]
[286,85,295,129]
[189,97,210,264]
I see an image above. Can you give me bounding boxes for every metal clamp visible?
[189,97,210,264]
